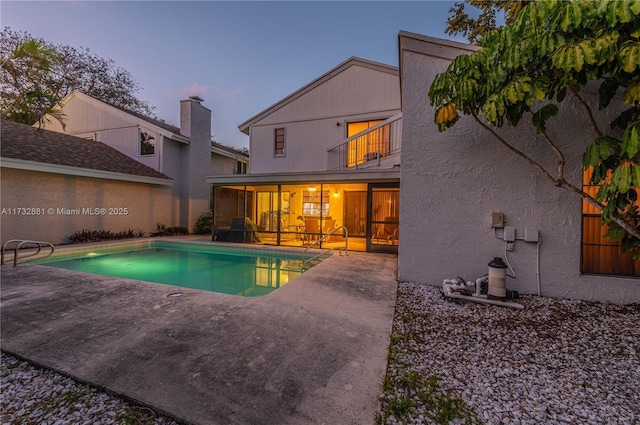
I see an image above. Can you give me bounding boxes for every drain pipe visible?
[443,279,524,309]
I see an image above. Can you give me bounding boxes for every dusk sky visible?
[1,1,466,149]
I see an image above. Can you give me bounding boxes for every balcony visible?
[327,113,402,171]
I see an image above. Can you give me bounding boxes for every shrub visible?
[167,226,189,235]
[150,223,189,237]
[68,228,145,244]
[192,210,213,235]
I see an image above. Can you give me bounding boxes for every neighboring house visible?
[38,91,249,230]
[207,57,402,252]
[397,31,639,304]
[1,119,173,244]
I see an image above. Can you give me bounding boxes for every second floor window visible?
[274,128,285,156]
[140,130,155,156]
[235,161,247,174]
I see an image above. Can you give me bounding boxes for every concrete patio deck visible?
[0,246,398,425]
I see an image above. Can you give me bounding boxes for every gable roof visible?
[211,140,249,160]
[53,91,189,143]
[103,95,248,159]
[238,57,399,134]
[105,100,182,134]
[1,119,172,185]
[51,91,249,159]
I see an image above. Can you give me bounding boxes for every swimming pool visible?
[33,241,316,297]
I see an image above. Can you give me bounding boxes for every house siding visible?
[211,154,240,176]
[47,96,163,171]
[249,64,401,174]
[55,95,137,135]
[257,66,399,125]
[0,168,174,244]
[398,34,640,304]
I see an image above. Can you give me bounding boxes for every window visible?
[346,119,390,167]
[302,190,329,215]
[582,168,640,276]
[274,128,285,156]
[140,130,155,156]
[235,161,247,174]
[347,120,383,138]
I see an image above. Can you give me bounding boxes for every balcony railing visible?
[327,113,402,171]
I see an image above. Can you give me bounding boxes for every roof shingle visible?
[1,119,172,181]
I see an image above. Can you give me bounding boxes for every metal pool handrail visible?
[301,226,349,264]
[1,239,55,267]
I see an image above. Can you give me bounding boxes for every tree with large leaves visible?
[445,0,531,45]
[1,28,154,127]
[430,0,640,258]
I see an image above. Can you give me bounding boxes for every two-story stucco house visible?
[207,34,638,303]
[208,57,402,253]
[39,91,249,231]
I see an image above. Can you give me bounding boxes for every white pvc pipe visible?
[474,276,486,296]
[536,237,541,296]
[443,280,524,309]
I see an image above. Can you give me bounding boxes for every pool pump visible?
[442,257,523,309]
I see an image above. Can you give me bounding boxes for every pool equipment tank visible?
[442,257,524,309]
[488,257,507,300]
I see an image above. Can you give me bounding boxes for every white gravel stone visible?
[0,353,180,424]
[378,282,640,425]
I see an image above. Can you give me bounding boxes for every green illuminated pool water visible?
[34,244,310,297]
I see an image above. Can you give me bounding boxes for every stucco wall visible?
[398,36,640,304]
[1,168,175,245]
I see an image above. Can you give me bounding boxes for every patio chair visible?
[323,219,337,242]
[303,219,319,243]
[371,219,398,245]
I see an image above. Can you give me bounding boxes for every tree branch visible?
[567,84,604,138]
[528,109,566,181]
[474,114,640,242]
[472,114,558,184]
[541,129,565,181]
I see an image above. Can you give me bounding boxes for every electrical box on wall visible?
[491,212,504,228]
[524,228,539,242]
[503,226,516,242]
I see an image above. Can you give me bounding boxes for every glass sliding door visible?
[256,188,290,244]
[368,184,400,253]
[256,191,277,232]
[344,191,367,237]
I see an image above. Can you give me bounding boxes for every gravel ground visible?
[377,282,640,425]
[2,282,639,425]
[0,353,180,425]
